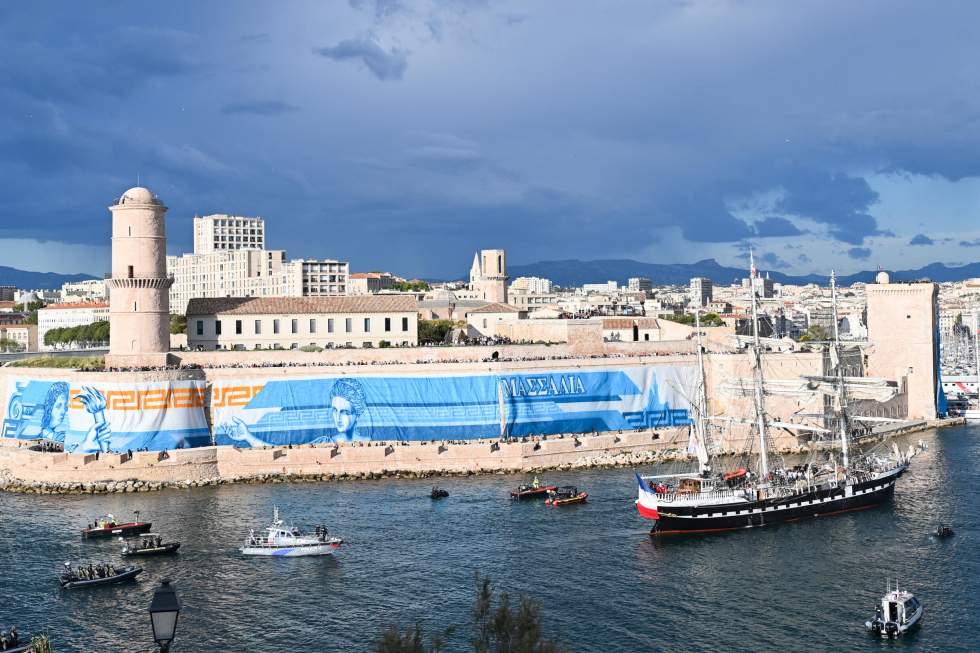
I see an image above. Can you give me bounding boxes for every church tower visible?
[479,249,508,304]
[106,186,173,367]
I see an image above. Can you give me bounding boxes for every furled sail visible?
[722,376,897,402]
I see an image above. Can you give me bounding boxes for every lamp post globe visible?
[149,579,181,652]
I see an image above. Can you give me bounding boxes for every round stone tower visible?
[106,186,173,366]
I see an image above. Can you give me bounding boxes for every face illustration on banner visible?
[40,382,69,441]
[220,377,369,447]
[329,378,366,441]
[4,380,109,452]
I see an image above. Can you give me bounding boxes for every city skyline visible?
[4,2,980,277]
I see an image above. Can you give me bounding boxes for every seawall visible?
[2,416,958,494]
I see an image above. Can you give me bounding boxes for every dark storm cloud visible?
[314,38,408,80]
[847,247,872,260]
[222,100,298,116]
[3,1,980,277]
[775,173,880,245]
[908,233,934,246]
[753,217,805,238]
[758,252,788,269]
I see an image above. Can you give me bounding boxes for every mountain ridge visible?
[503,258,980,287]
[0,266,98,290]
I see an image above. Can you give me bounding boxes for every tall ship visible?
[636,260,920,535]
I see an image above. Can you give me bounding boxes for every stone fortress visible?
[0,186,953,491]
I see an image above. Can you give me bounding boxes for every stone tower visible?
[469,249,508,304]
[865,273,939,420]
[106,186,173,367]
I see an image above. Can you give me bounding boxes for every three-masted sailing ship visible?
[636,261,920,534]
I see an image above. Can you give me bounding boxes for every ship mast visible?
[829,270,850,473]
[693,308,710,473]
[748,251,770,480]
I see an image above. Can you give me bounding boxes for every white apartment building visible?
[61,279,107,304]
[582,281,618,293]
[348,272,396,295]
[37,302,109,350]
[194,214,265,253]
[690,277,713,307]
[186,295,418,350]
[167,212,349,313]
[0,323,38,352]
[627,277,652,294]
[510,276,554,295]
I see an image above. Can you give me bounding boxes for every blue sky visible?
[2,1,980,278]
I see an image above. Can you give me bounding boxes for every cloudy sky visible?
[2,1,980,278]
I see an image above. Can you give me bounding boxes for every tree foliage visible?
[392,280,431,292]
[0,337,24,352]
[43,320,109,347]
[14,300,44,325]
[418,319,456,344]
[799,324,830,342]
[169,313,187,334]
[664,312,725,327]
[376,575,569,653]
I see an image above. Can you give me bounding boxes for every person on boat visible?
[156,536,162,547]
[532,476,540,489]
[87,564,94,579]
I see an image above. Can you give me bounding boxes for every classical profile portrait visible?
[221,376,371,447]
[328,378,367,442]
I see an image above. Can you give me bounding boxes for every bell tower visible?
[105,186,173,367]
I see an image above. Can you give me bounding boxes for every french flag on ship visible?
[635,472,660,520]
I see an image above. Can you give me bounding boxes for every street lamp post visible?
[148,579,181,652]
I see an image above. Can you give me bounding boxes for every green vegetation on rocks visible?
[9,355,104,369]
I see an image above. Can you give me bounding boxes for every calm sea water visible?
[1,425,977,652]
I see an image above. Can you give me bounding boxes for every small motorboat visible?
[430,486,449,499]
[865,583,923,637]
[0,627,28,653]
[510,480,558,500]
[545,486,588,506]
[121,534,181,556]
[934,524,954,538]
[241,507,343,557]
[81,511,152,539]
[59,562,142,589]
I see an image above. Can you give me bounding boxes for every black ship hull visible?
[649,467,905,535]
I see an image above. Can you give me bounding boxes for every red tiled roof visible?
[41,302,109,310]
[186,295,418,316]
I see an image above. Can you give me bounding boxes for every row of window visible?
[196,316,411,337]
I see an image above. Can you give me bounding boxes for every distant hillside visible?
[504,258,980,287]
[0,266,97,290]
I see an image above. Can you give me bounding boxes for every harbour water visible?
[1,425,976,652]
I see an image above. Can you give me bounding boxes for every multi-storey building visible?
[689,277,713,307]
[186,295,418,350]
[348,272,396,295]
[167,214,348,314]
[0,322,37,352]
[61,279,108,304]
[193,214,265,254]
[37,302,109,350]
[510,276,554,295]
[627,277,652,294]
[0,286,16,301]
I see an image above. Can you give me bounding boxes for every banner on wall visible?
[2,378,209,453]
[211,365,697,447]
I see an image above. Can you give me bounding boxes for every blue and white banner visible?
[2,378,209,453]
[211,365,696,447]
